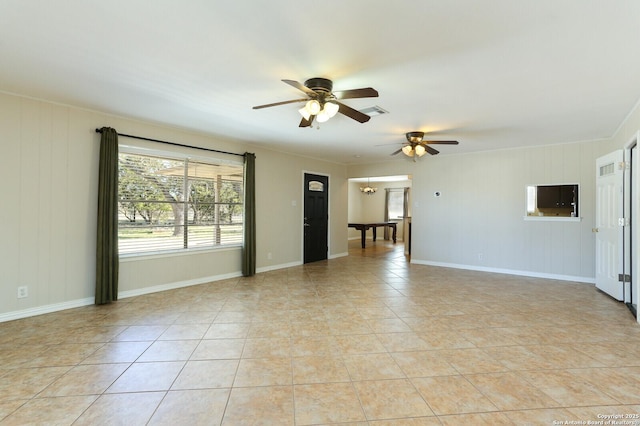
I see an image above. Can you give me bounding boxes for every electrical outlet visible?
[17,286,28,299]
[267,252,272,260]
[478,253,484,262]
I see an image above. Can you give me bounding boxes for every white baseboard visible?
[0,255,356,322]
[256,253,347,272]
[0,272,243,323]
[0,298,95,323]
[256,261,302,273]
[411,259,595,284]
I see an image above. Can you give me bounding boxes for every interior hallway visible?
[1,239,639,425]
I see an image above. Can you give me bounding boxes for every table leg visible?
[392,225,397,243]
[360,229,366,248]
[372,226,377,241]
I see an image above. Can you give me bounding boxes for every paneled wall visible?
[411,143,598,281]
[0,92,348,320]
[349,140,606,282]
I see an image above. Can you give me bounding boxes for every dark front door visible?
[304,173,328,263]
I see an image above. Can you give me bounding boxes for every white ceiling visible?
[2,1,640,164]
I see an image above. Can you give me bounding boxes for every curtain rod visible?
[95,128,245,158]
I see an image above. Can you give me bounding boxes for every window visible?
[386,188,407,220]
[118,149,244,256]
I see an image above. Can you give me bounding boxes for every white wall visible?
[0,92,348,320]
[349,141,603,282]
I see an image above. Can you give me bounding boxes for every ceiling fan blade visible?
[336,101,371,123]
[375,142,405,147]
[390,148,403,156]
[282,79,316,96]
[252,98,308,109]
[425,140,459,145]
[299,115,315,128]
[333,87,378,100]
[425,145,440,155]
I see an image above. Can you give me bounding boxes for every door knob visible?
[592,228,599,233]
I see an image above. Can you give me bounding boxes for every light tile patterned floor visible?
[1,240,640,425]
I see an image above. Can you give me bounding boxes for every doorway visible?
[347,175,412,252]
[303,173,328,263]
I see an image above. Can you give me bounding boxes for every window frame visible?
[524,183,581,222]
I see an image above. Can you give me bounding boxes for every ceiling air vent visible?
[359,106,388,117]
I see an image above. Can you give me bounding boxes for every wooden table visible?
[348,222,397,248]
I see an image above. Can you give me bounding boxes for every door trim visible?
[623,132,640,318]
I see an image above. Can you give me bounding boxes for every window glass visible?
[387,189,405,220]
[308,181,324,192]
[526,184,578,217]
[118,151,244,256]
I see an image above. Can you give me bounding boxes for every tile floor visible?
[2,240,640,425]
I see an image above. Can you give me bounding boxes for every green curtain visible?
[95,127,119,304]
[242,152,256,276]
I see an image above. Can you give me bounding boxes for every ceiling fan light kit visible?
[302,99,321,116]
[401,145,414,157]
[316,110,330,123]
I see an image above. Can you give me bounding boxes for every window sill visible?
[523,216,582,222]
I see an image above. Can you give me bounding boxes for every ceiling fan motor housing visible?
[304,78,333,94]
[406,131,425,143]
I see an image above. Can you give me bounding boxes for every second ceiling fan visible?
[253,78,379,127]
[391,131,459,160]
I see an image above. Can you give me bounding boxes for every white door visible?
[595,150,624,300]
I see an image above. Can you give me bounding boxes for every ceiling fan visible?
[252,77,379,127]
[391,131,459,160]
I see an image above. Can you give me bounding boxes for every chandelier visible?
[360,179,377,195]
